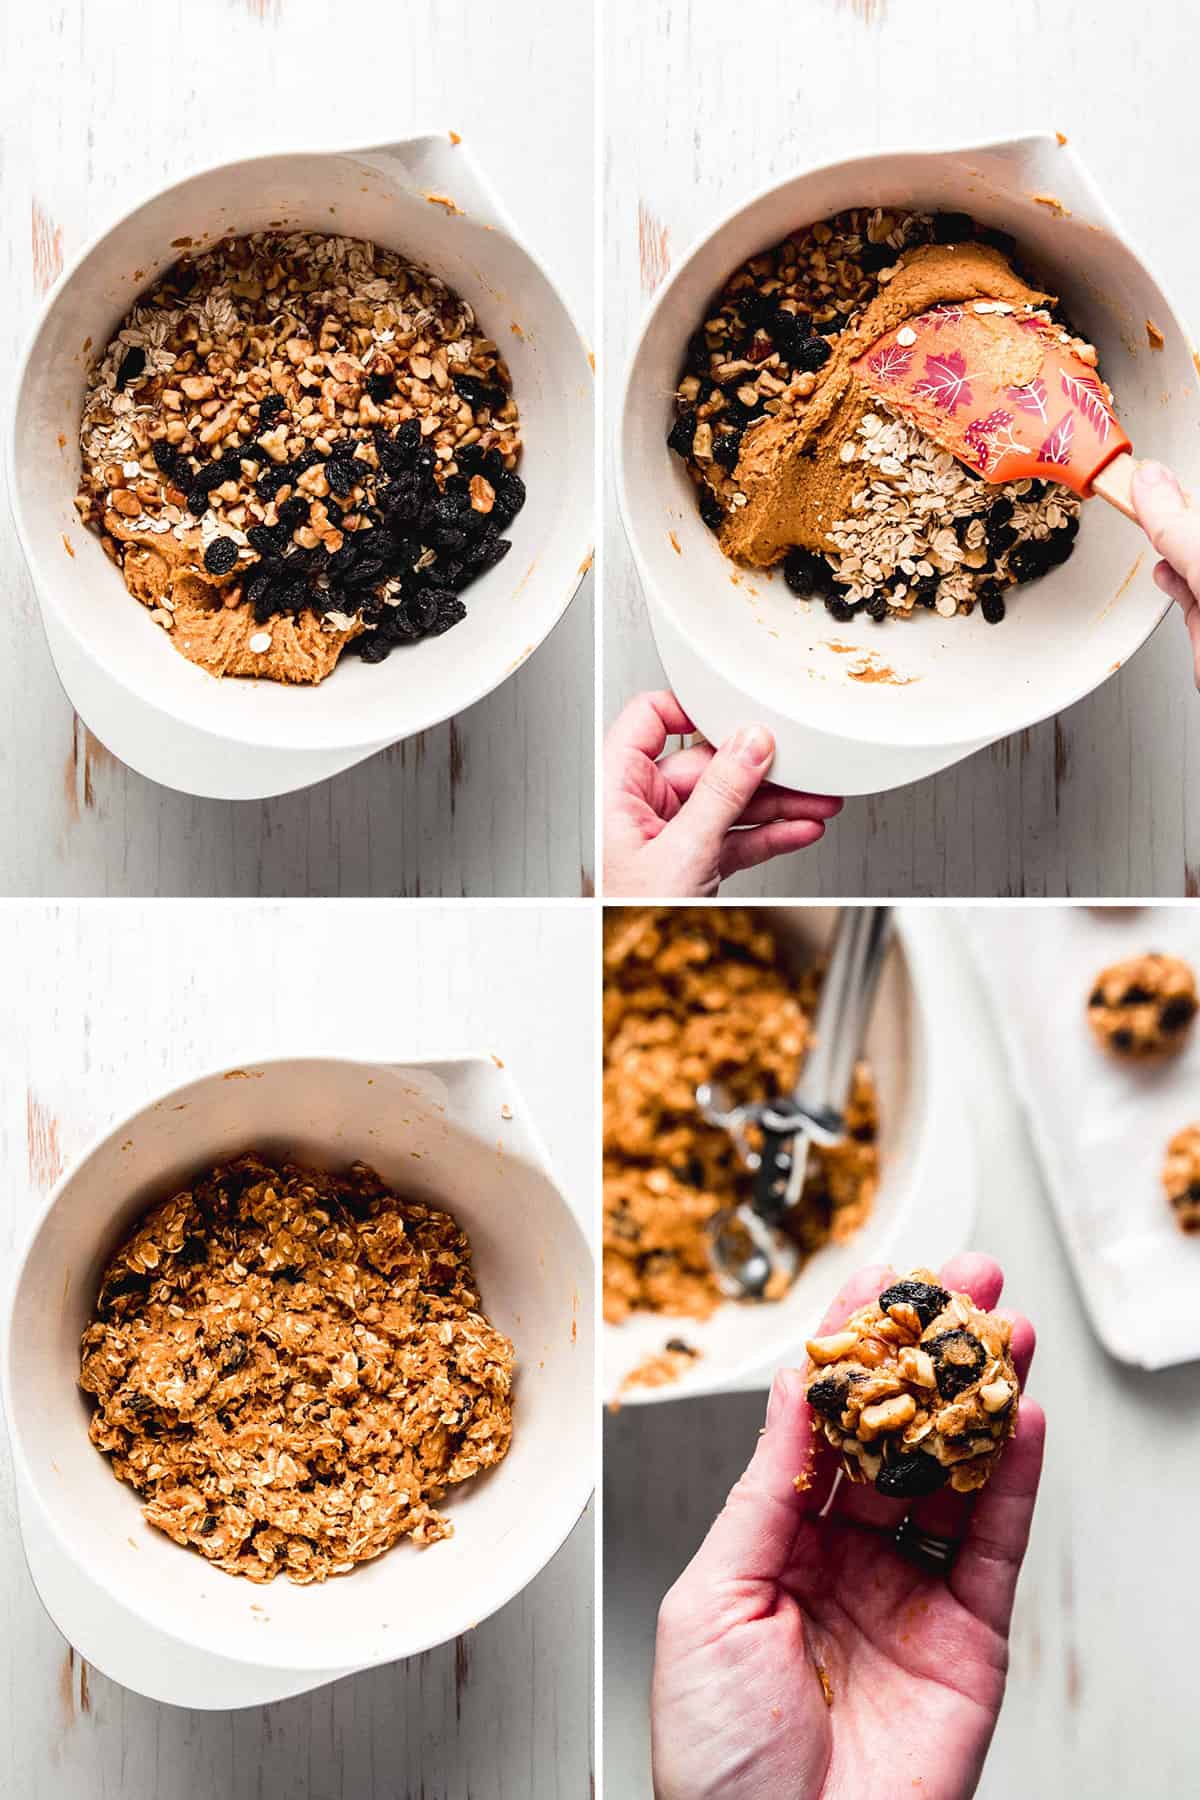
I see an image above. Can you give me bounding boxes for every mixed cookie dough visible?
[603,907,878,1323]
[667,208,1094,624]
[79,1153,515,1583]
[76,232,525,682]
[1086,952,1198,1058]
[1161,1125,1200,1234]
[805,1271,1018,1495]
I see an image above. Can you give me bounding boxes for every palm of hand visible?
[658,1522,1002,1800]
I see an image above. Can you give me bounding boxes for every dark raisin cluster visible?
[155,421,525,662]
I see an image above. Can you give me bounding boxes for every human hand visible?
[650,1254,1044,1800]
[1131,461,1200,686]
[602,691,842,898]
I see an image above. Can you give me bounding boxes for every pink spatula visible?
[854,303,1141,518]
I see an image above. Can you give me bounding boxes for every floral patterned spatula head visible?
[854,302,1139,518]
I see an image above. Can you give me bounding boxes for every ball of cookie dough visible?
[804,1270,1019,1496]
[1086,952,1197,1058]
[1162,1125,1200,1234]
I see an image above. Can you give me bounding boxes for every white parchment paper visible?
[963,907,1200,1369]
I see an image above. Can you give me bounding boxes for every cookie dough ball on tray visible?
[1162,1125,1200,1234]
[1086,953,1197,1059]
[804,1270,1019,1497]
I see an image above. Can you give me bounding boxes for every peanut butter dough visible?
[603,907,878,1324]
[722,243,1052,569]
[805,1271,1019,1497]
[80,1154,515,1583]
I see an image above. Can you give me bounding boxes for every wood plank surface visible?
[0,900,596,1798]
[0,0,595,898]
[601,0,1200,897]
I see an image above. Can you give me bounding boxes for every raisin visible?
[152,440,182,478]
[926,1327,987,1398]
[1088,986,1105,1008]
[1112,1028,1134,1051]
[366,371,395,401]
[116,347,147,391]
[979,583,1006,625]
[667,409,698,457]
[1007,541,1053,585]
[255,465,290,503]
[453,373,506,414]
[867,595,889,621]
[216,1336,249,1377]
[684,328,712,376]
[806,1375,851,1420]
[358,634,391,664]
[1121,984,1153,1005]
[875,1453,949,1498]
[326,458,358,498]
[793,335,833,373]
[712,428,742,470]
[1161,996,1197,1032]
[824,595,856,623]
[276,497,310,532]
[860,241,896,274]
[912,579,940,609]
[187,488,211,518]
[783,546,831,596]
[699,487,725,531]
[665,1338,699,1358]
[878,1278,950,1329]
[257,393,286,427]
[931,212,974,245]
[203,537,238,576]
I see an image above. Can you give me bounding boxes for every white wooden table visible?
[0,902,595,1798]
[602,0,1200,897]
[0,0,594,898]
[603,912,1200,1797]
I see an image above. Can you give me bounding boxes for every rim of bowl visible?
[8,137,595,757]
[2,1050,596,1673]
[617,129,1183,755]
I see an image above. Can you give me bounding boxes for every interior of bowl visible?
[603,908,926,1403]
[6,1057,593,1670]
[12,149,593,753]
[622,138,1200,754]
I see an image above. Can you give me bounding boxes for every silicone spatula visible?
[853,302,1141,518]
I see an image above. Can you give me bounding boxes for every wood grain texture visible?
[0,0,594,899]
[602,915,1199,1796]
[602,0,1200,897]
[0,902,595,1798]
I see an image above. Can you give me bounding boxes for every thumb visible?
[660,726,775,854]
[1131,461,1200,596]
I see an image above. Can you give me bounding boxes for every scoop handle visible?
[1089,452,1139,521]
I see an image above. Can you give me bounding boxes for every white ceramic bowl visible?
[3,1054,593,1693]
[9,135,594,799]
[619,133,1200,795]
[604,908,976,1403]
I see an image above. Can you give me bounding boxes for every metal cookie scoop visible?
[700,906,893,1300]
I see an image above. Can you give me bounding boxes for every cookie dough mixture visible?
[603,907,878,1324]
[75,232,525,683]
[805,1272,1018,1496]
[1161,1126,1200,1234]
[667,208,1090,624]
[79,1153,515,1583]
[1086,952,1198,1058]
